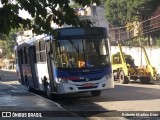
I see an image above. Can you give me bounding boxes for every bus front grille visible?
[78,86,97,90]
[69,70,104,76]
[70,77,102,82]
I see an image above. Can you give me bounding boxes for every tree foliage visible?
[0,0,101,35]
[0,28,22,58]
[105,0,160,27]
[156,37,160,47]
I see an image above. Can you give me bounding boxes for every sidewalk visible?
[0,69,86,120]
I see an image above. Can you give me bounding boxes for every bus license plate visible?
[83,83,93,87]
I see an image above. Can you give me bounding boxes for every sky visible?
[0,0,75,20]
[0,0,32,19]
[18,9,32,19]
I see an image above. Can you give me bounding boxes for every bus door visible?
[46,41,57,92]
[17,49,25,85]
[28,46,39,88]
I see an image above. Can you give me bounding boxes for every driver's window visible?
[52,41,61,67]
[99,39,108,55]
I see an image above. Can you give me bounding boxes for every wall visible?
[111,46,160,73]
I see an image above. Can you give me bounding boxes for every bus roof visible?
[15,27,107,50]
[15,34,52,50]
[54,27,107,39]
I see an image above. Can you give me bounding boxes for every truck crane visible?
[140,46,157,80]
[111,43,157,84]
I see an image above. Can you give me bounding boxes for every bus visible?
[14,27,114,98]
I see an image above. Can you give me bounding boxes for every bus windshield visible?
[52,38,110,68]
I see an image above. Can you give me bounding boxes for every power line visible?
[109,14,160,45]
[110,15,160,38]
[142,27,160,35]
[111,26,160,42]
[112,27,160,43]
[110,14,160,31]
[142,20,160,29]
[141,14,160,24]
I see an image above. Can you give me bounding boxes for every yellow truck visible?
[111,43,157,84]
[0,59,4,69]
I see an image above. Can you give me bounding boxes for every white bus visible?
[14,27,114,98]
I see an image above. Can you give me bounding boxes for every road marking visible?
[137,91,153,93]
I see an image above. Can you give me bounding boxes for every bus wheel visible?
[46,85,53,99]
[119,71,129,84]
[91,90,101,97]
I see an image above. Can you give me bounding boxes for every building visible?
[74,5,108,29]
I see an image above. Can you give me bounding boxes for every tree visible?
[105,0,160,47]
[105,0,160,27]
[0,28,22,58]
[156,37,160,47]
[0,0,101,35]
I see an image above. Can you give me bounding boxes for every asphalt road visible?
[52,81,160,119]
[1,69,160,120]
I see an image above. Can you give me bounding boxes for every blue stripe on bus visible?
[53,68,112,80]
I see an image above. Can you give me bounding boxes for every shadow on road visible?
[88,84,160,102]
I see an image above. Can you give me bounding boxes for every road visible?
[53,81,160,119]
[1,69,160,119]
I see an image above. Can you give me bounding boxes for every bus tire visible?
[91,90,101,97]
[119,71,129,84]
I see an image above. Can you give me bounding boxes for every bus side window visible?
[28,45,37,63]
[35,41,40,62]
[24,47,30,64]
[15,51,18,64]
[18,49,23,64]
[22,48,25,64]
[39,40,46,62]
[32,45,37,63]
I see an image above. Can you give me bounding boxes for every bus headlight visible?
[58,78,68,83]
[105,73,112,79]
